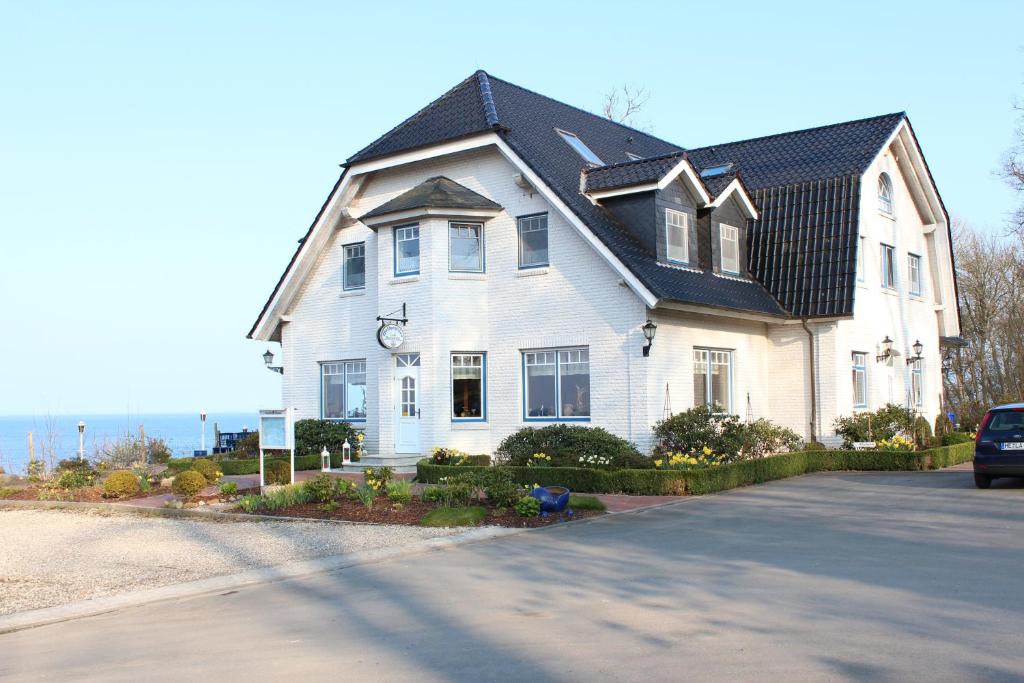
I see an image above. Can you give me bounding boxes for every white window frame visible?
[394,224,420,276]
[719,223,740,275]
[880,243,896,290]
[448,221,484,273]
[342,242,366,291]
[517,213,549,268]
[908,253,922,297]
[665,209,689,264]
[321,360,367,422]
[878,172,894,216]
[856,235,867,283]
[523,347,591,422]
[911,358,924,407]
[693,348,733,413]
[852,352,868,409]
[451,352,486,421]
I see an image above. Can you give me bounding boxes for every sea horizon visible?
[0,411,260,475]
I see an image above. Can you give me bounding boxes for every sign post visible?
[258,408,295,491]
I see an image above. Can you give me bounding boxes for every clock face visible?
[377,323,405,349]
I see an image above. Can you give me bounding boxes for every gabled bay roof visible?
[361,175,502,221]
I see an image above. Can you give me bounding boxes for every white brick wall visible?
[275,143,955,456]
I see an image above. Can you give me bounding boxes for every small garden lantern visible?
[77,421,86,460]
[912,339,924,359]
[342,439,351,464]
[321,447,331,472]
[876,336,894,363]
[263,349,284,374]
[642,319,657,357]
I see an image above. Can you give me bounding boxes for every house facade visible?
[249,71,959,464]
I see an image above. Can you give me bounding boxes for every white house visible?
[249,71,960,466]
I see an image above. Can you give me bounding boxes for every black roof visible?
[361,176,502,220]
[255,72,917,334]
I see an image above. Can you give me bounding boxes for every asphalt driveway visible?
[2,470,1023,682]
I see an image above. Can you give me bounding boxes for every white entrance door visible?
[394,354,421,454]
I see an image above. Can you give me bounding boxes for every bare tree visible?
[603,84,651,131]
[1002,103,1024,234]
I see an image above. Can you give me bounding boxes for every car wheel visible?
[974,473,992,489]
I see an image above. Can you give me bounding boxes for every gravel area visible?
[0,509,461,616]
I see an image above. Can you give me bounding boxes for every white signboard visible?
[852,441,877,451]
[258,408,295,489]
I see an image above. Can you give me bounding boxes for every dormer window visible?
[878,172,894,216]
[720,224,740,275]
[666,209,689,264]
[556,129,604,166]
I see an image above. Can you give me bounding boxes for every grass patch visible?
[0,486,21,499]
[568,495,606,511]
[420,506,487,527]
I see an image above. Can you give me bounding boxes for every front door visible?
[394,354,421,454]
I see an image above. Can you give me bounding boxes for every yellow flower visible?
[357,433,364,442]
[702,446,712,455]
[654,459,663,467]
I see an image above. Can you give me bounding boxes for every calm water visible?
[0,413,257,475]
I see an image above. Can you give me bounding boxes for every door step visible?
[336,453,423,474]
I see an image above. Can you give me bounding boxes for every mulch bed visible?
[245,497,603,527]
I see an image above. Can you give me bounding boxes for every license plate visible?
[1001,442,1024,450]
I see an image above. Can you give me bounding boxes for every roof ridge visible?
[584,150,687,174]
[475,71,501,128]
[346,72,485,162]
[688,111,906,155]
[482,70,684,150]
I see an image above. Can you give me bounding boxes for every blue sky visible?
[1,0,1022,416]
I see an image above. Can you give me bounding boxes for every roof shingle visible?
[360,176,501,220]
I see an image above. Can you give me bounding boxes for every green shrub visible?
[260,483,311,511]
[103,470,141,498]
[421,486,447,503]
[515,496,541,517]
[56,460,97,489]
[482,469,523,508]
[942,431,975,446]
[934,413,954,438]
[803,441,827,451]
[653,406,746,460]
[137,475,151,493]
[738,419,802,458]
[172,470,207,500]
[353,484,377,510]
[220,482,238,496]
[191,458,222,483]
[238,494,262,513]
[833,403,916,447]
[303,474,337,504]
[912,415,933,446]
[495,424,648,469]
[294,419,358,457]
[147,438,173,464]
[264,459,291,485]
[386,479,413,505]
[568,495,607,511]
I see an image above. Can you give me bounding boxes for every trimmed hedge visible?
[417,443,975,496]
[165,453,345,476]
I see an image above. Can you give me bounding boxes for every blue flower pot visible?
[530,485,570,513]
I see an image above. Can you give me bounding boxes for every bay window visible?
[321,360,367,421]
[449,222,484,272]
[394,225,420,275]
[523,347,590,420]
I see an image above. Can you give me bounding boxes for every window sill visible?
[389,275,419,285]
[909,294,925,302]
[448,272,486,281]
[516,267,549,278]
[878,211,896,221]
[880,288,898,297]
[340,289,366,298]
[450,422,490,430]
[523,417,591,423]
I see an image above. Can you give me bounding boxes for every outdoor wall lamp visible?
[321,447,331,472]
[876,336,894,363]
[642,319,657,357]
[912,339,924,360]
[263,349,284,374]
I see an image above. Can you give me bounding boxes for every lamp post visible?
[77,421,86,461]
[199,411,207,456]
[642,319,658,357]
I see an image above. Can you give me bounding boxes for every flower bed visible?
[417,443,976,496]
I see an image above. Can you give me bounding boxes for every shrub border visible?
[166,454,344,476]
[416,443,975,496]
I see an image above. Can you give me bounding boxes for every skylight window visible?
[556,129,604,165]
[700,163,733,178]
[626,152,643,162]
